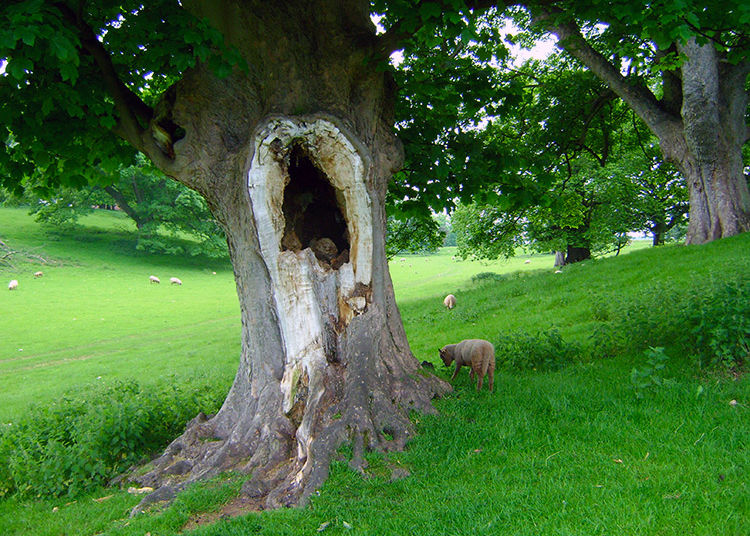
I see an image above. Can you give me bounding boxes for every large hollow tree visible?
[0,0,462,510]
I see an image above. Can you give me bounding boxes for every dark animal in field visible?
[439,339,495,392]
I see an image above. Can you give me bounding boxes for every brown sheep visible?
[439,339,495,392]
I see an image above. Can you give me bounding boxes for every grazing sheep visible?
[443,294,456,309]
[439,339,496,392]
[8,279,18,291]
[149,275,161,284]
[524,259,531,264]
[33,271,43,278]
[170,277,182,286]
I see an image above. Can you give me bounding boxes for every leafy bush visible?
[471,272,506,284]
[689,280,750,370]
[587,279,691,358]
[587,275,749,371]
[0,375,227,498]
[589,293,611,321]
[494,328,580,370]
[630,346,670,399]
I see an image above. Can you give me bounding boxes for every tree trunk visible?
[103,185,150,230]
[565,245,591,264]
[651,215,675,246]
[652,227,664,247]
[669,39,750,244]
[553,250,566,266]
[130,0,449,513]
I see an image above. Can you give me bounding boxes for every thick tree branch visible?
[102,185,150,229]
[534,8,681,141]
[575,88,616,152]
[53,3,153,148]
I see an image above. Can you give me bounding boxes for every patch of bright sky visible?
[371,14,558,67]
[505,23,558,66]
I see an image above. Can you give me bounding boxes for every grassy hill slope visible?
[0,207,747,536]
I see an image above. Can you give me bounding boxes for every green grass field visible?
[0,207,747,535]
[0,207,239,421]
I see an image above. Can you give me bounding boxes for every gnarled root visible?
[130,309,449,515]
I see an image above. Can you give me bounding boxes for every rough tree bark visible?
[651,222,666,246]
[121,1,449,512]
[553,250,565,266]
[538,12,750,245]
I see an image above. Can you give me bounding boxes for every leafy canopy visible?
[0,0,241,193]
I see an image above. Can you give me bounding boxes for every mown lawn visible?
[0,207,747,535]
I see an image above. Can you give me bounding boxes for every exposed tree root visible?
[130,308,449,515]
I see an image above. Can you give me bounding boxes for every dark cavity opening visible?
[281,145,349,268]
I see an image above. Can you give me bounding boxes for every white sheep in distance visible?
[443,294,456,309]
[8,280,18,291]
[170,277,182,286]
[34,271,43,278]
[149,275,161,284]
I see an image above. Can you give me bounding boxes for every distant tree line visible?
[1,154,227,258]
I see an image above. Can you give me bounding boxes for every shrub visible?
[689,280,750,370]
[495,328,580,370]
[471,272,506,284]
[586,274,749,371]
[589,293,611,321]
[0,375,227,498]
[630,346,670,399]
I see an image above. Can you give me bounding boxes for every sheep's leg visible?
[451,363,461,381]
[488,366,494,392]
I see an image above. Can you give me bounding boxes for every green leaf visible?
[14,26,37,47]
[460,26,477,44]
[0,30,17,50]
[7,57,32,79]
[419,2,442,22]
[99,115,117,129]
[59,62,78,83]
[49,35,76,63]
